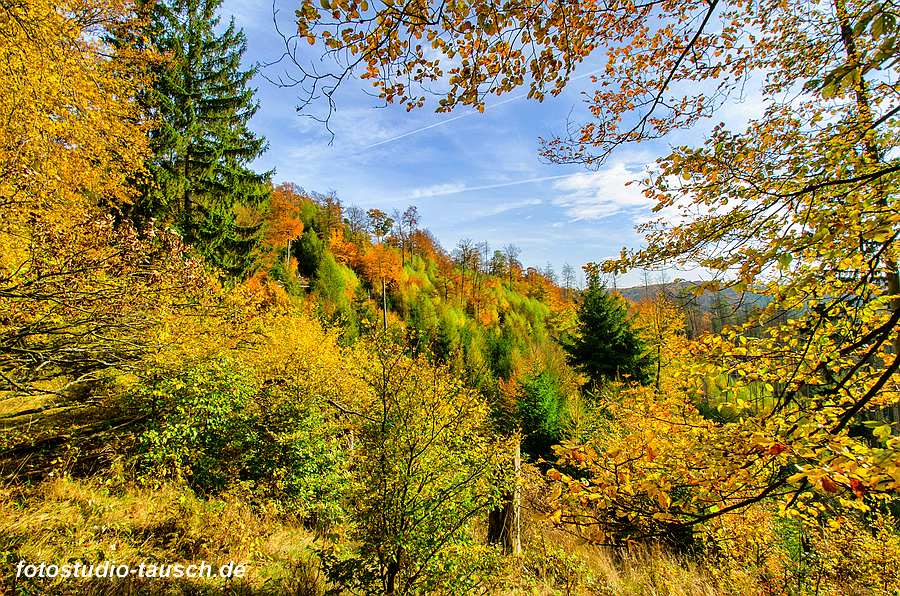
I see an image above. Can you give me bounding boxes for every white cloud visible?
[407,183,468,199]
[551,161,652,220]
[470,198,543,218]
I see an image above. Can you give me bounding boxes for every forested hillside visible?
[2,0,899,594]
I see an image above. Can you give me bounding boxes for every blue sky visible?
[221,0,764,287]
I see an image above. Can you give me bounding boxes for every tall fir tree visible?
[135,0,270,275]
[565,271,653,388]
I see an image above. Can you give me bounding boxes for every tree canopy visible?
[287,0,900,528]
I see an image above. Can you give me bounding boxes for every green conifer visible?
[565,271,653,387]
[136,0,270,274]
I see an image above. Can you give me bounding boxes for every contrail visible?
[359,92,527,151]
[405,172,580,200]
[359,67,603,152]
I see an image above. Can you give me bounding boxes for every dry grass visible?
[510,521,736,596]
[504,463,762,596]
[1,474,773,595]
[0,476,324,595]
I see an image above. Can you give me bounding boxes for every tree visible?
[261,183,305,272]
[475,241,491,297]
[393,205,420,265]
[0,0,200,397]
[543,262,557,285]
[453,238,478,300]
[316,192,344,237]
[2,0,150,222]
[344,205,369,239]
[565,270,653,388]
[632,294,688,393]
[365,209,397,332]
[489,250,508,279]
[323,344,503,594]
[366,208,394,239]
[517,371,567,457]
[0,0,216,479]
[503,244,521,286]
[133,0,270,275]
[561,263,576,301]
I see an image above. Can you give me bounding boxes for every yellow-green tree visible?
[0,0,200,398]
[323,342,505,594]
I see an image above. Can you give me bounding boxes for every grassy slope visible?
[1,463,751,595]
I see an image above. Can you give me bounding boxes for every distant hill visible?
[617,280,770,313]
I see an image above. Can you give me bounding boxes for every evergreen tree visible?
[565,271,653,387]
[135,0,270,274]
[517,370,566,457]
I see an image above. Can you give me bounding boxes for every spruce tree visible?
[135,0,270,275]
[566,271,653,387]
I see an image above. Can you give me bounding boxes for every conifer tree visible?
[135,0,270,274]
[566,271,653,388]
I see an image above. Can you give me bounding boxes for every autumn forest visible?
[2,0,899,594]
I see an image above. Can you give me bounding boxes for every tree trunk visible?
[488,437,521,555]
[382,277,388,333]
[385,559,399,594]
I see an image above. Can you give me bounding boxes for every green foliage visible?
[407,293,439,351]
[9,2,900,594]
[486,323,518,380]
[315,253,352,309]
[136,359,255,493]
[565,274,653,387]
[135,358,346,524]
[297,229,325,278]
[322,346,505,595]
[432,305,463,362]
[245,380,348,525]
[518,371,567,457]
[269,251,306,296]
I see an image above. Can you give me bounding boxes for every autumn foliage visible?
[3,0,900,593]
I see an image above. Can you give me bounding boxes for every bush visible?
[136,359,255,493]
[134,358,347,524]
[322,345,506,594]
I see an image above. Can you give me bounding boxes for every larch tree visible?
[132,0,270,275]
[365,208,396,332]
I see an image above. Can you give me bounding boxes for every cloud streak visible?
[359,67,604,152]
[400,173,575,201]
[359,93,528,152]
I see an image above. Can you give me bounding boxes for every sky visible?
[220,0,765,287]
